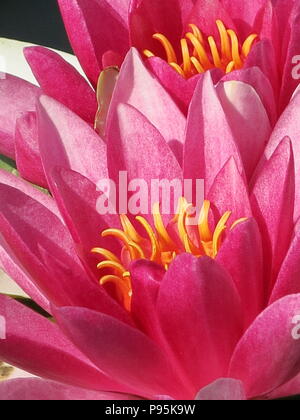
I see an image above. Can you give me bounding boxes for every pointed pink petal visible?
[130,260,164,337]
[0,169,59,218]
[229,294,300,398]
[251,137,295,291]
[208,157,252,223]
[245,40,279,99]
[58,0,130,85]
[0,379,138,401]
[263,93,300,220]
[270,229,300,304]
[184,72,244,193]
[15,112,47,188]
[217,219,265,327]
[49,167,121,274]
[54,306,186,399]
[221,67,277,127]
[216,81,271,179]
[157,254,243,393]
[0,75,40,159]
[108,103,182,221]
[37,95,108,188]
[0,295,125,392]
[107,49,186,162]
[145,57,201,114]
[0,240,50,314]
[196,378,246,401]
[24,46,97,123]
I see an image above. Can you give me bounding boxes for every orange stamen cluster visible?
[143,20,258,78]
[92,199,247,311]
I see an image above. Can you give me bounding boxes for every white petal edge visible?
[0,38,86,85]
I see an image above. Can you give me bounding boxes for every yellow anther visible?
[208,36,223,69]
[152,33,178,64]
[181,38,191,75]
[169,62,186,77]
[143,49,155,59]
[186,32,213,69]
[242,34,258,57]
[212,211,232,257]
[227,29,243,68]
[198,200,213,242]
[136,216,160,262]
[216,20,231,60]
[190,57,205,73]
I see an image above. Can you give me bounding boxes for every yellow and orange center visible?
[92,199,247,311]
[143,20,258,78]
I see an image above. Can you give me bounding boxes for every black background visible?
[0,0,72,52]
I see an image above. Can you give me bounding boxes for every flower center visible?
[143,20,258,78]
[92,199,247,311]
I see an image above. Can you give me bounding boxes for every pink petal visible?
[208,157,252,223]
[268,373,300,400]
[221,67,277,127]
[216,80,271,179]
[0,295,126,392]
[0,74,40,159]
[263,92,300,220]
[196,378,246,401]
[107,103,182,221]
[15,112,47,188]
[129,0,194,58]
[145,57,201,114]
[217,218,265,327]
[251,137,295,292]
[245,40,279,99]
[107,48,186,163]
[0,239,50,314]
[130,259,164,337]
[49,167,121,274]
[187,0,235,36]
[157,254,243,393]
[270,229,300,304]
[37,95,108,188]
[58,0,130,86]
[0,378,138,401]
[229,294,300,398]
[184,72,244,194]
[24,46,97,123]
[54,306,186,399]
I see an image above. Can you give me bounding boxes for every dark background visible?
[0,0,72,52]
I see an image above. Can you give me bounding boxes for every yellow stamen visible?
[216,20,232,60]
[143,20,258,78]
[143,49,155,59]
[227,29,243,68]
[152,33,178,64]
[93,199,247,311]
[226,60,236,73]
[190,57,205,73]
[208,36,223,69]
[242,34,258,57]
[169,62,186,77]
[181,38,191,75]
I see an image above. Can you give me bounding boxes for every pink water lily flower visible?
[55,0,300,113]
[1,51,300,398]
